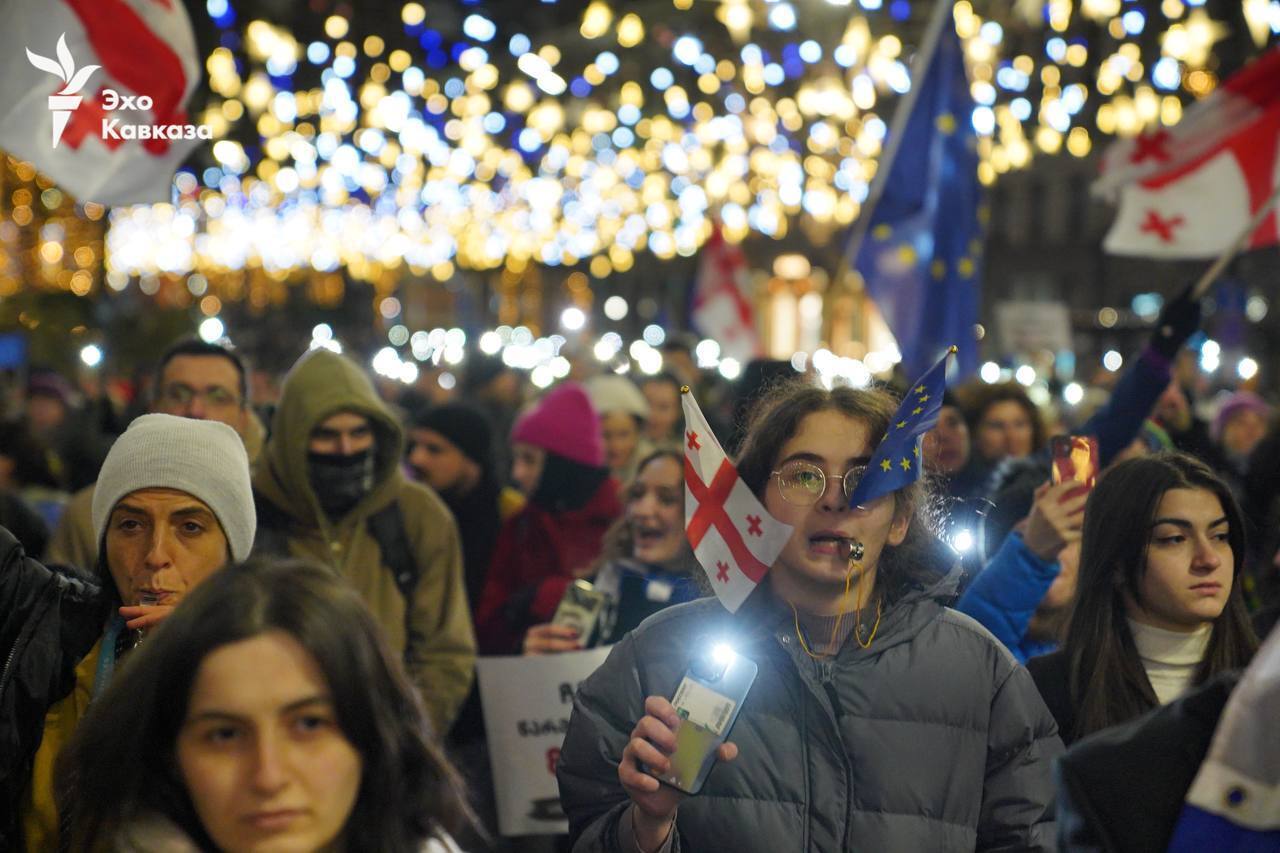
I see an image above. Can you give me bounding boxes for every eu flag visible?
[848,347,954,508]
[849,16,983,380]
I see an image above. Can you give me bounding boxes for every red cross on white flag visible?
[682,388,792,613]
[1095,46,1280,199]
[1098,47,1280,259]
[0,0,202,206]
[691,223,763,364]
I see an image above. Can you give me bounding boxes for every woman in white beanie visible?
[0,413,256,852]
[585,374,656,484]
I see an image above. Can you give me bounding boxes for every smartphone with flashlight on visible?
[647,642,757,795]
[1050,435,1099,489]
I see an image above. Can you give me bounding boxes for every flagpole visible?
[837,0,955,278]
[1189,181,1280,300]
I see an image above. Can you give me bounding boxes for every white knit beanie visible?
[91,414,256,560]
[584,374,650,421]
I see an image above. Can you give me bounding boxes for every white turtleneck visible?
[1127,619,1212,704]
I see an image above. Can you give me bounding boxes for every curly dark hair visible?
[56,558,473,852]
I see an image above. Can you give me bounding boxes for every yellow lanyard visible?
[789,552,882,659]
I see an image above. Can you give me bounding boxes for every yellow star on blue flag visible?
[846,15,982,381]
[848,347,955,508]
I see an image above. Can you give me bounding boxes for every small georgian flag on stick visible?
[682,386,793,612]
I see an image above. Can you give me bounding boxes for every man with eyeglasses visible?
[46,339,265,573]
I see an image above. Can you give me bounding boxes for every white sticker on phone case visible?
[671,676,736,736]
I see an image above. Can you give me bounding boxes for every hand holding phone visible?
[618,696,739,847]
[1022,480,1090,562]
[522,623,582,655]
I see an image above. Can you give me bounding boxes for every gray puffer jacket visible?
[557,576,1062,852]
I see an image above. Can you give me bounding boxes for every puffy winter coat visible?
[557,577,1062,852]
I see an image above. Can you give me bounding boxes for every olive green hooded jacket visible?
[253,349,475,735]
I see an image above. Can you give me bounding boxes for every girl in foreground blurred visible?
[57,559,471,852]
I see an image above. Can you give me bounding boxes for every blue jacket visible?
[956,531,1059,663]
[1079,347,1172,465]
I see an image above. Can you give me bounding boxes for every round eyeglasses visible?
[770,460,869,506]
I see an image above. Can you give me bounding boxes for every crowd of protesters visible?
[0,288,1278,851]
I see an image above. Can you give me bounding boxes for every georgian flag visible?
[0,0,202,206]
[682,389,792,613]
[691,223,764,364]
[1098,47,1280,259]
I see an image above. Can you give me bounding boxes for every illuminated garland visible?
[2,0,1276,298]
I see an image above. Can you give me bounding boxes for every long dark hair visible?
[56,558,472,852]
[734,380,948,604]
[1064,451,1258,741]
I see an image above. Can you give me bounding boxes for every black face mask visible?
[308,448,376,520]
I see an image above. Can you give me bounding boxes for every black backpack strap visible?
[251,489,294,558]
[367,502,418,605]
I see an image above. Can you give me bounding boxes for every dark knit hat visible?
[462,352,513,393]
[27,371,73,406]
[413,403,494,466]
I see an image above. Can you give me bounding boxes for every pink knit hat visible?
[1211,391,1270,443]
[510,382,605,467]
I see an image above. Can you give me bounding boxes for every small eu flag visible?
[847,347,955,508]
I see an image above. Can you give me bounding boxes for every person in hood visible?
[556,380,1061,852]
[1,414,255,852]
[473,381,622,654]
[251,349,475,737]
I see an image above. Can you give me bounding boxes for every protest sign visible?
[476,646,612,836]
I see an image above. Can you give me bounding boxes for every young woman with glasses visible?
[556,380,1062,852]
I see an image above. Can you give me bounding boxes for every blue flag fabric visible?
[852,20,983,380]
[848,348,954,508]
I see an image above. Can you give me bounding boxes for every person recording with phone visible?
[557,381,1061,853]
[956,477,1088,663]
[523,449,702,655]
